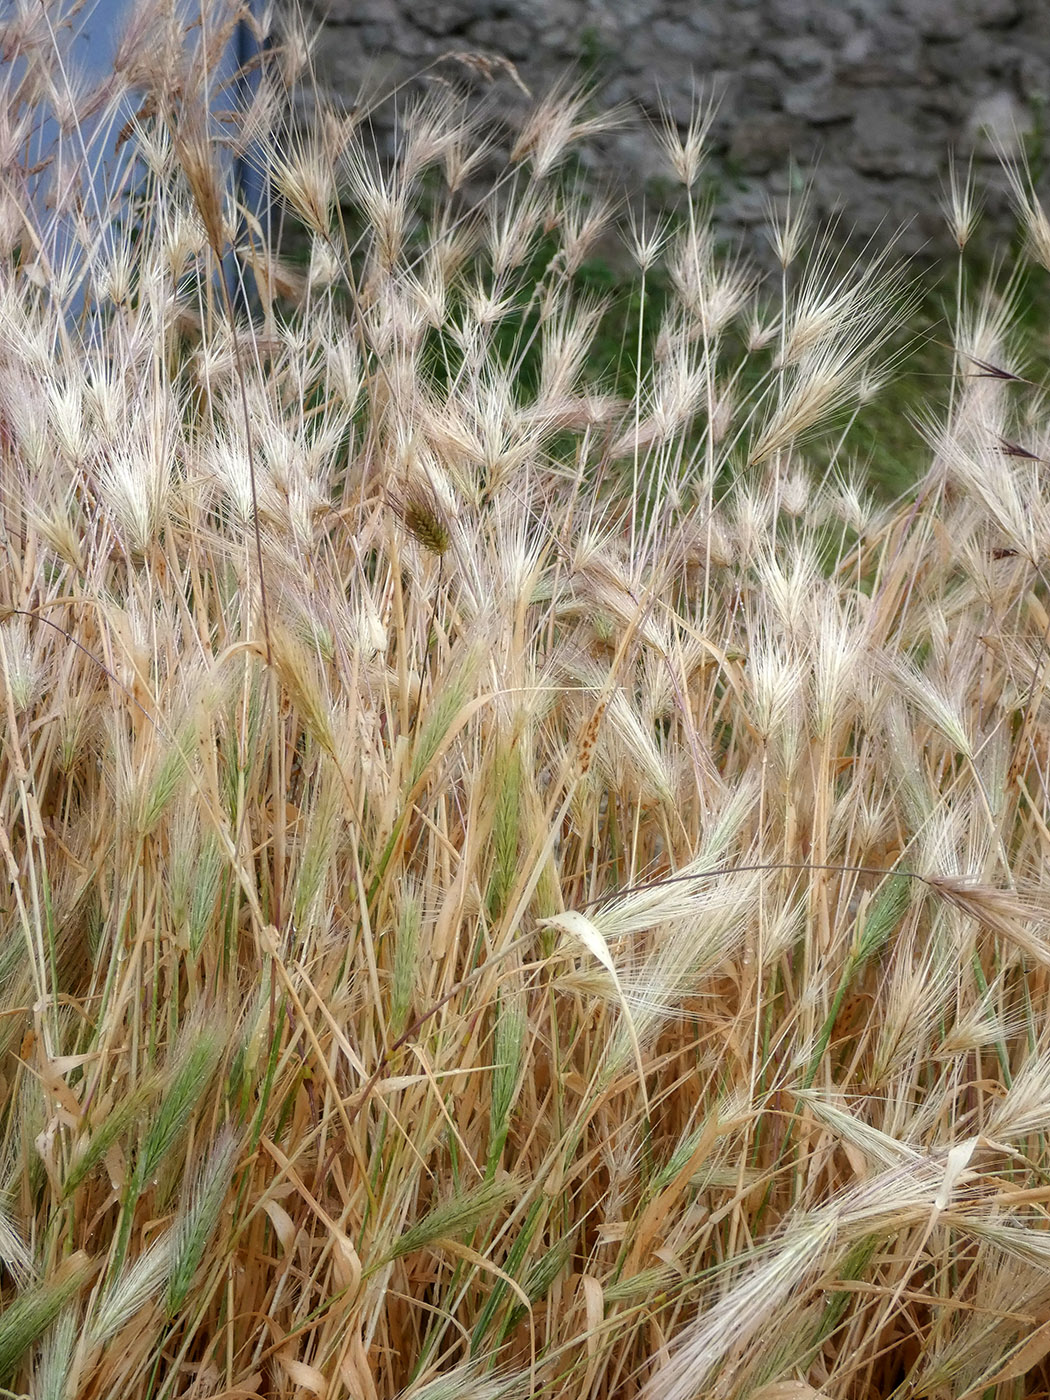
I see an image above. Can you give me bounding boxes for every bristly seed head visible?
[394,489,453,558]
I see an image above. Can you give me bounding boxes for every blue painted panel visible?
[11,0,267,312]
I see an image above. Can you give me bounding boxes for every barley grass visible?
[5,3,1050,1397]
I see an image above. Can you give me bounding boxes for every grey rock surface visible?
[294,0,1049,263]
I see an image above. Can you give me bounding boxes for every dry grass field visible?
[5,4,1050,1397]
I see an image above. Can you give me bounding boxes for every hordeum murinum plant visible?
[5,2,1050,1397]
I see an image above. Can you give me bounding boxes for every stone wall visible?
[301,0,1049,262]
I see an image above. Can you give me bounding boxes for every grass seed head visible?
[8,9,1050,1400]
